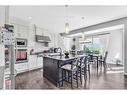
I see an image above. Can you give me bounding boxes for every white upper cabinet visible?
[14,25,29,38]
[9,17,30,38]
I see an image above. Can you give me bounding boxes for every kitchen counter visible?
[43,54,86,86]
[31,52,63,57]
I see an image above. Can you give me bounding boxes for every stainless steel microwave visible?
[16,38,27,47]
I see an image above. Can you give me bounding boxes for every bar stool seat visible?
[61,64,77,71]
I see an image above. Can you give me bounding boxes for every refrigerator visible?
[0,41,5,89]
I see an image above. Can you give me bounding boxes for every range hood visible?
[35,35,51,43]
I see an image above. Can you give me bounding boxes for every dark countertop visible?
[43,54,86,61]
[31,52,64,57]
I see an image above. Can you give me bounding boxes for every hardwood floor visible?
[15,69,58,89]
[15,64,127,89]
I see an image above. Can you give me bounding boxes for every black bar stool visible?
[86,55,92,79]
[60,58,80,89]
[77,56,88,84]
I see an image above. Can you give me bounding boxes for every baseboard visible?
[29,66,43,71]
[17,66,43,75]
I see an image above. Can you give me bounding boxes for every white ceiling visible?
[9,5,127,33]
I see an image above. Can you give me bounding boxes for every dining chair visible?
[88,54,94,63]
[98,51,108,68]
[88,54,97,64]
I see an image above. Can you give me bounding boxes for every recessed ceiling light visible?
[81,17,85,19]
[65,5,69,7]
[28,16,32,20]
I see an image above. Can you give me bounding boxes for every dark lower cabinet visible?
[43,57,61,86]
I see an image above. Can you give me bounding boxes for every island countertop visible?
[43,54,86,61]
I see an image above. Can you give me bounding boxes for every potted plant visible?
[64,49,69,58]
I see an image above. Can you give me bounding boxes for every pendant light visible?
[82,32,85,41]
[65,5,70,34]
[81,17,85,41]
[65,22,69,34]
[79,17,92,44]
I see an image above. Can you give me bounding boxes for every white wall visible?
[99,34,110,55]
[63,37,80,51]
[49,32,65,49]
[107,29,123,64]
[63,37,71,51]
[0,6,5,26]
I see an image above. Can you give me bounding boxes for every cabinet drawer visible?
[15,63,28,73]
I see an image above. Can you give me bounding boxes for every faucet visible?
[57,47,62,56]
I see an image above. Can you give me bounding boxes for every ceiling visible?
[67,25,124,37]
[9,5,127,33]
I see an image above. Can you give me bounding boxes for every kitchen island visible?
[43,54,86,86]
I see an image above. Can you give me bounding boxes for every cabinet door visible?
[15,63,28,73]
[37,57,43,68]
[29,55,37,70]
[19,25,29,38]
[14,24,29,38]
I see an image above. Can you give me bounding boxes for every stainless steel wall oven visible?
[15,38,28,63]
[15,49,28,63]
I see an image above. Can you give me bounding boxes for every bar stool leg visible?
[79,68,82,84]
[103,62,106,68]
[62,69,64,86]
[76,71,78,88]
[84,67,87,80]
[88,64,90,79]
[64,70,66,80]
[100,61,102,68]
[71,71,73,89]
[68,71,70,82]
